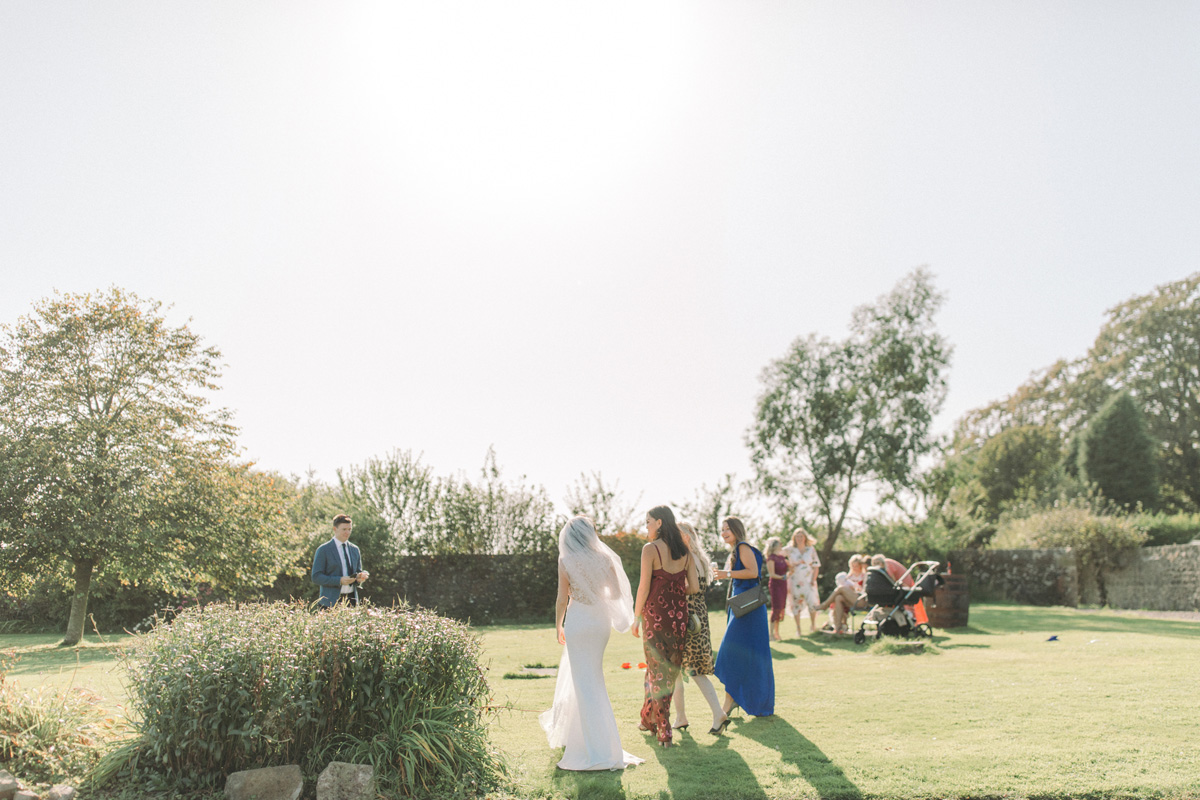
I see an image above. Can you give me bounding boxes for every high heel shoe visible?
[708,716,730,735]
[672,722,689,730]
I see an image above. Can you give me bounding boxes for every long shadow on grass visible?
[777,636,860,657]
[551,764,629,800]
[648,727,768,800]
[974,607,1200,640]
[1,642,126,677]
[734,715,862,800]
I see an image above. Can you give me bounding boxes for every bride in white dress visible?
[539,516,644,771]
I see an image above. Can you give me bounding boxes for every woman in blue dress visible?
[712,516,774,728]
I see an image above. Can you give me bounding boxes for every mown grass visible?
[2,606,1198,799]
[480,605,1200,800]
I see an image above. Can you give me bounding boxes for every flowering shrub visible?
[115,601,505,796]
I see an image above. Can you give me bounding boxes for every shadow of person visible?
[549,756,633,800]
[734,714,863,800]
[646,728,769,800]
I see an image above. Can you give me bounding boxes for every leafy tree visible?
[564,471,640,535]
[1078,392,1159,510]
[956,272,1199,510]
[1089,273,1199,509]
[748,268,951,559]
[972,424,1063,520]
[338,447,557,555]
[674,473,762,550]
[0,288,294,645]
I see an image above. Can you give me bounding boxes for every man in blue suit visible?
[312,513,368,607]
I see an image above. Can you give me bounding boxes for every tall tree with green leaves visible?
[954,272,1199,510]
[748,268,951,558]
[1088,274,1199,509]
[1078,392,1159,510]
[971,424,1063,520]
[564,471,640,535]
[0,288,294,645]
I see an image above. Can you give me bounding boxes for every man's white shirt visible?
[332,537,354,594]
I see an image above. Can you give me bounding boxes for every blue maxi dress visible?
[713,542,775,716]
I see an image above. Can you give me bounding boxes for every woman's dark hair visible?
[723,516,747,542]
[648,505,688,561]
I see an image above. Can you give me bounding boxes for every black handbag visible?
[727,583,766,618]
[725,545,767,618]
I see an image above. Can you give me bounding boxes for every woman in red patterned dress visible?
[632,505,700,747]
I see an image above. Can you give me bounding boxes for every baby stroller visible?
[853,561,943,645]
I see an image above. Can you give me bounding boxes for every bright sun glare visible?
[340,3,701,217]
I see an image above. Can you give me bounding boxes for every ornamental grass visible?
[110,601,505,796]
[0,665,115,785]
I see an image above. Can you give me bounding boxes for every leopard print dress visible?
[681,574,715,676]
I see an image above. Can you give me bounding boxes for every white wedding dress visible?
[539,517,643,771]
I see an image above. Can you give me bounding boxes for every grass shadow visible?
[769,648,797,661]
[650,726,769,800]
[734,714,863,800]
[550,763,629,800]
[795,635,863,655]
[1,641,127,678]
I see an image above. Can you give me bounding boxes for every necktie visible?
[342,543,353,580]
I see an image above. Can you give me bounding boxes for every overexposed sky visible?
[2,2,1198,518]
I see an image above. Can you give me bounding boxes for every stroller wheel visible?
[854,629,866,645]
[915,623,932,639]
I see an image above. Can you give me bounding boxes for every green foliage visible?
[971,424,1063,519]
[0,288,295,645]
[1090,272,1200,509]
[868,639,941,656]
[958,272,1200,511]
[0,666,116,784]
[1128,511,1200,547]
[855,517,970,565]
[991,501,1148,605]
[110,602,504,796]
[338,447,557,556]
[1078,392,1159,510]
[598,531,648,589]
[673,473,768,553]
[749,268,951,557]
[564,471,640,536]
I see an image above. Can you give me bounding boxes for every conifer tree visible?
[1078,392,1159,509]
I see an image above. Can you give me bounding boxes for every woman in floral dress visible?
[783,528,821,636]
[632,505,699,747]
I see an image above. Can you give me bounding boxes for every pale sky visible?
[3,2,1198,520]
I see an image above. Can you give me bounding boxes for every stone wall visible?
[1080,542,1200,610]
[948,548,1079,606]
[949,543,1200,610]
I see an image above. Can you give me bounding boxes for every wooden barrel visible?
[929,574,970,629]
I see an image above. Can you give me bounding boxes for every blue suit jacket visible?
[312,538,362,607]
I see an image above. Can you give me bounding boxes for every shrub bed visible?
[0,668,112,786]
[115,601,505,797]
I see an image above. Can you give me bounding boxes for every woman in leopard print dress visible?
[670,522,726,733]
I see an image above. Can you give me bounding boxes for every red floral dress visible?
[639,559,690,744]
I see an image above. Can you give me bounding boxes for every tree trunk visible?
[61,557,95,646]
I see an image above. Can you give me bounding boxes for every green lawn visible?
[3,606,1198,799]
[480,606,1200,800]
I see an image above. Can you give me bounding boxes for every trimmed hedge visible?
[115,601,505,796]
